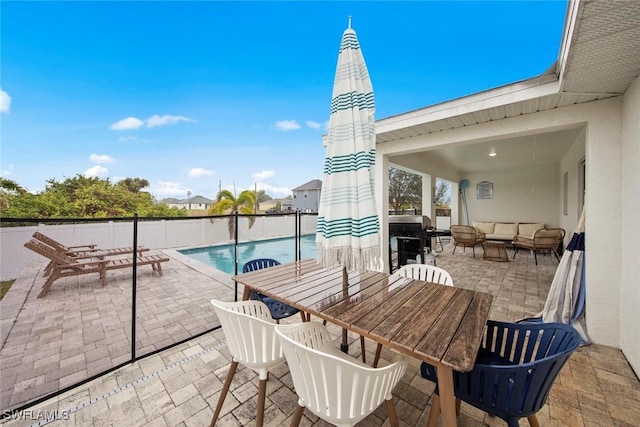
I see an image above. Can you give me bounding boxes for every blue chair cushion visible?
[249,290,300,320]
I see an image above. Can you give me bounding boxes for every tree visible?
[256,190,272,203]
[208,189,257,238]
[0,178,27,211]
[0,175,186,218]
[117,177,150,193]
[433,180,451,207]
[388,168,422,211]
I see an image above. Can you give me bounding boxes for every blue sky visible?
[1,1,567,200]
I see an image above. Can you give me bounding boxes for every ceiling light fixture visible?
[489,151,497,157]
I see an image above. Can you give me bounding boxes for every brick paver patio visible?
[1,242,639,426]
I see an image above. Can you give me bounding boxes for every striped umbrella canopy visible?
[316,20,380,273]
[540,210,590,343]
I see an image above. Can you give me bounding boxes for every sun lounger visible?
[24,239,169,298]
[33,231,148,256]
[32,232,149,276]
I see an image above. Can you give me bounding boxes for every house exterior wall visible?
[375,97,628,354]
[292,189,321,212]
[621,76,640,375]
[559,128,586,236]
[583,99,623,349]
[460,164,561,228]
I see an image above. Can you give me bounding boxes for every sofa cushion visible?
[494,223,518,237]
[473,221,495,234]
[519,223,545,237]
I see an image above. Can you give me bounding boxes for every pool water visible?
[179,235,317,275]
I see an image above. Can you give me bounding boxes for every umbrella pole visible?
[341,266,349,353]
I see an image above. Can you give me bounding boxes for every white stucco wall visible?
[621,76,640,375]
[0,215,318,281]
[584,99,624,348]
[559,128,586,236]
[460,165,561,227]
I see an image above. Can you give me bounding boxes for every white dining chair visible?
[394,264,454,286]
[369,264,455,367]
[209,299,285,427]
[275,322,406,427]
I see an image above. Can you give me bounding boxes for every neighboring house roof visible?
[159,196,213,205]
[375,0,640,144]
[292,179,322,191]
[160,198,181,204]
[186,195,214,204]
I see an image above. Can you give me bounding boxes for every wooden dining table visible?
[232,259,493,427]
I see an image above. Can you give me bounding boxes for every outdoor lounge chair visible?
[33,231,150,276]
[24,239,169,297]
[33,231,148,258]
[450,225,486,258]
[512,228,566,265]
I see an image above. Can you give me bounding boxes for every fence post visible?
[131,213,138,361]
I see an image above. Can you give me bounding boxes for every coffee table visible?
[483,240,509,262]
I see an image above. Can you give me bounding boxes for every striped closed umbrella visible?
[316,19,380,274]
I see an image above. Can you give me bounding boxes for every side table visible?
[483,240,509,262]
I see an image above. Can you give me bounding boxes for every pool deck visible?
[1,243,639,426]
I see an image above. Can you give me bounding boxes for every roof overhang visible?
[375,0,640,145]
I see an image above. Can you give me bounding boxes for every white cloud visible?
[252,170,275,181]
[1,163,14,176]
[89,154,115,164]
[188,167,215,178]
[256,182,292,198]
[306,120,321,129]
[84,165,109,177]
[275,120,300,131]
[149,181,191,197]
[110,116,144,130]
[110,114,195,131]
[117,136,138,142]
[146,114,195,128]
[0,88,11,113]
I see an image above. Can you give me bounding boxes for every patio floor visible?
[1,242,639,426]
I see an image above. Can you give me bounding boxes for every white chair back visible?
[275,322,406,426]
[395,264,454,286]
[210,299,284,379]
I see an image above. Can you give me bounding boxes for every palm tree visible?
[208,189,257,238]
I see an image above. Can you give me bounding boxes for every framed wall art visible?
[476,181,493,199]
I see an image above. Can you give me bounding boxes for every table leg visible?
[436,365,457,427]
[242,286,250,301]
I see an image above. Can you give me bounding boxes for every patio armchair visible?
[450,225,486,258]
[275,322,406,427]
[24,239,168,297]
[209,299,285,427]
[420,320,581,427]
[512,228,566,265]
[243,258,306,323]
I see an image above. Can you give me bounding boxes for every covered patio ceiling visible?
[390,127,583,174]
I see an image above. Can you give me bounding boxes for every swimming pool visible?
[179,235,317,275]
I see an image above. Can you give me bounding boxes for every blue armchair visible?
[421,320,581,427]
